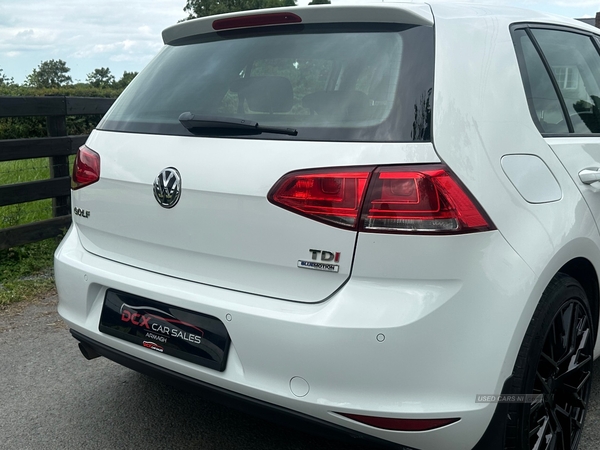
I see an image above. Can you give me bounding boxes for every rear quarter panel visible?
[430,3,600,359]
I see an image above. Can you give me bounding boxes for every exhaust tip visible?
[78,342,101,360]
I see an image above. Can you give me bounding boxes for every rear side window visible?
[98,24,434,142]
[513,25,600,135]
[513,29,568,134]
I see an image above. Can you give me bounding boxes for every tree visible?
[308,0,330,4]
[86,67,115,88]
[116,71,138,89]
[25,59,72,88]
[0,68,15,86]
[184,0,296,19]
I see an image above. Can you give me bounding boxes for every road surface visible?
[1,295,599,450]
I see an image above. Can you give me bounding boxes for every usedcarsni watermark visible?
[476,394,545,403]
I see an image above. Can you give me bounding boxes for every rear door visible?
[513,25,600,232]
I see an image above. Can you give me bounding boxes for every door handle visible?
[579,168,600,184]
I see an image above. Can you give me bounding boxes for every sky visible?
[1,0,599,85]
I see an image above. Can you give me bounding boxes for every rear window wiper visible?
[178,112,298,136]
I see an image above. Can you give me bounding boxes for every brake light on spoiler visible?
[212,12,302,31]
[268,165,494,234]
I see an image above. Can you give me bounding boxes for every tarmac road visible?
[1,295,599,450]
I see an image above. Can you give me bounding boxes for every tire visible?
[505,273,595,450]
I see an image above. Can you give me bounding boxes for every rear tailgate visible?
[75,3,438,303]
[74,133,439,302]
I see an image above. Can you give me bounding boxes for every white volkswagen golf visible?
[55,2,600,449]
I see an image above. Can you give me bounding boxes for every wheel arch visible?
[558,257,599,343]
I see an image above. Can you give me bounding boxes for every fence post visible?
[0,96,114,249]
[46,108,71,218]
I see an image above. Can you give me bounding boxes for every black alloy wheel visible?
[505,274,595,450]
[529,299,593,449]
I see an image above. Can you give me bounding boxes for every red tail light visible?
[72,145,100,190]
[268,165,494,234]
[337,412,460,431]
[361,166,493,233]
[267,167,371,229]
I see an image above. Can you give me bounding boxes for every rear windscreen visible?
[98,24,434,142]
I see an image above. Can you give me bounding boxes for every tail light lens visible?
[361,166,493,233]
[268,165,494,234]
[268,168,371,229]
[72,145,100,190]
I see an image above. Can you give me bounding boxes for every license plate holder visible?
[99,289,230,371]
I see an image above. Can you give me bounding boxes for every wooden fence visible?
[0,96,115,250]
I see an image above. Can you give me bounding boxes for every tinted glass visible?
[532,29,600,134]
[98,25,434,142]
[513,29,568,134]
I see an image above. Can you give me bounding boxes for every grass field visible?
[0,158,53,228]
[0,157,67,306]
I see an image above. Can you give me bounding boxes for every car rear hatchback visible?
[56,3,600,450]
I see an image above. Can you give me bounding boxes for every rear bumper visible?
[71,329,403,449]
[71,329,510,450]
[55,224,536,450]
